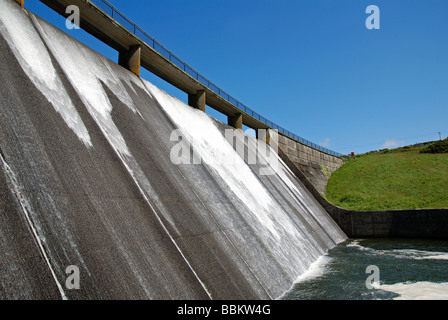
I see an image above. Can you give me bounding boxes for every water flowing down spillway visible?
[0,0,347,300]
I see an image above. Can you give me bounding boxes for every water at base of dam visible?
[282,238,448,300]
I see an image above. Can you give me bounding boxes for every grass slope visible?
[326,143,448,210]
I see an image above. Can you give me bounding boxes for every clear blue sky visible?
[24,0,448,155]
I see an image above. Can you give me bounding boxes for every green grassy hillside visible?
[326,141,448,210]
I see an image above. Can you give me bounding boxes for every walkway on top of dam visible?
[39,0,343,157]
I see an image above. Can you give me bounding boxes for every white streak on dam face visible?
[30,13,145,157]
[0,150,68,300]
[144,81,282,239]
[143,80,347,284]
[29,12,184,236]
[0,0,92,147]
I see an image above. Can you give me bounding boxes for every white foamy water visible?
[375,282,448,300]
[294,254,333,284]
[348,240,448,261]
[278,254,333,300]
[391,249,448,261]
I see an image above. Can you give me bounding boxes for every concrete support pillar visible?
[188,90,206,112]
[119,45,141,76]
[14,0,24,7]
[228,113,243,130]
[258,129,280,157]
[256,128,271,145]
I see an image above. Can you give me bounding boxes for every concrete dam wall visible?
[0,0,346,300]
[272,131,343,196]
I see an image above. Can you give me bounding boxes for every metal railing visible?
[89,0,343,157]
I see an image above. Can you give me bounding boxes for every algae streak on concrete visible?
[0,0,346,300]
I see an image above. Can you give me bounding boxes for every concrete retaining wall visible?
[271,130,343,196]
[277,148,448,240]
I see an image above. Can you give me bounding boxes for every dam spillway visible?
[0,0,347,300]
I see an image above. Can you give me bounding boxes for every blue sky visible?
[24,0,448,154]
